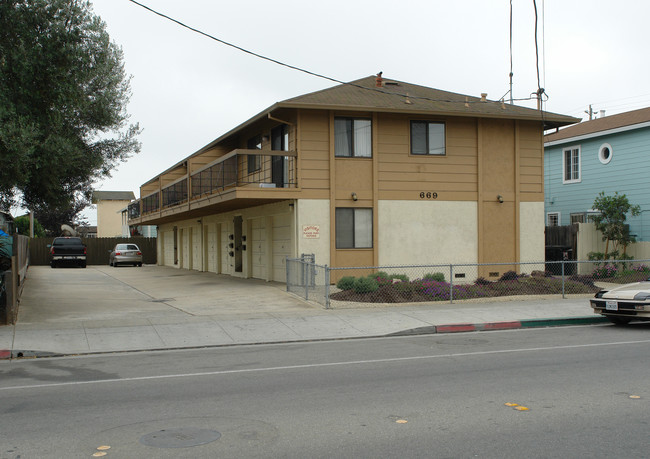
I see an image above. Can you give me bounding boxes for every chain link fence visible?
[286,257,650,309]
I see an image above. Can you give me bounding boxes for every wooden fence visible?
[30,237,157,266]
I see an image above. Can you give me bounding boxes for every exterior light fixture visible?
[351,192,358,201]
[497,195,504,203]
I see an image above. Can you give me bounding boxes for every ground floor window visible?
[335,208,373,248]
[547,212,560,226]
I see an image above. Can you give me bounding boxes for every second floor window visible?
[335,117,371,157]
[563,146,580,183]
[411,121,445,155]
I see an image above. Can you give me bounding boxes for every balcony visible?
[129,149,298,225]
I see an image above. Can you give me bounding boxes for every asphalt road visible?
[1,323,650,458]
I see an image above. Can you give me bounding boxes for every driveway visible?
[17,265,317,325]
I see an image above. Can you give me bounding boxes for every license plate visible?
[606,300,618,311]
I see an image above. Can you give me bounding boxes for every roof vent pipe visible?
[599,110,606,118]
[375,71,383,87]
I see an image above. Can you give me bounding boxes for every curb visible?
[434,316,608,334]
[0,316,610,360]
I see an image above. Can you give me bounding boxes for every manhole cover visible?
[140,428,221,448]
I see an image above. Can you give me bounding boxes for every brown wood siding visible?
[190,146,232,173]
[375,114,479,201]
[518,121,544,199]
[298,110,330,195]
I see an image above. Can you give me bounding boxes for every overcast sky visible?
[81,0,649,224]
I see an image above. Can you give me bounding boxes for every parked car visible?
[49,237,87,268]
[109,243,143,267]
[590,280,650,325]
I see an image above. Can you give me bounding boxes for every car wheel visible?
[607,316,632,326]
[50,262,56,268]
[81,262,86,268]
[138,263,143,267]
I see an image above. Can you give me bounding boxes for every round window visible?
[599,143,613,164]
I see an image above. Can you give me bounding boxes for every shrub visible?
[592,264,617,279]
[568,274,596,288]
[423,272,445,282]
[475,277,491,285]
[633,264,650,273]
[367,272,393,287]
[353,276,379,293]
[336,276,356,291]
[391,274,409,282]
[394,281,416,293]
[499,271,519,281]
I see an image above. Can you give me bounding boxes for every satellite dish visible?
[61,224,78,237]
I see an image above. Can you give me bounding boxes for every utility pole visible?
[584,104,595,120]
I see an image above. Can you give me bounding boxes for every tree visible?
[0,0,140,217]
[14,215,46,237]
[591,192,641,257]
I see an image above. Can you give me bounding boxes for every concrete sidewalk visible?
[0,265,605,359]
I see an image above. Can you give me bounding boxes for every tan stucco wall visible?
[97,200,130,237]
[518,201,546,272]
[377,200,478,265]
[296,199,330,266]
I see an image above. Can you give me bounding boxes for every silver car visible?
[590,279,650,325]
[109,243,143,267]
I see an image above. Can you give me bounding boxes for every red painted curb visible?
[0,350,11,360]
[436,324,477,333]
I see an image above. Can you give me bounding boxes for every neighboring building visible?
[77,226,97,238]
[544,107,650,240]
[92,191,135,237]
[128,75,576,282]
[121,207,157,238]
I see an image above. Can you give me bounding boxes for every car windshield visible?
[54,238,82,246]
[115,244,138,251]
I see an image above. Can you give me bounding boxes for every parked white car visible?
[590,280,650,325]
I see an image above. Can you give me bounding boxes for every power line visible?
[128,0,540,107]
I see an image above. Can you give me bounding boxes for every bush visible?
[475,277,491,285]
[499,271,519,281]
[336,276,356,291]
[423,272,445,282]
[353,276,379,293]
[394,281,416,293]
[367,272,393,287]
[592,264,618,279]
[391,274,409,282]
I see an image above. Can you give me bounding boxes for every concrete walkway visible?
[0,265,605,359]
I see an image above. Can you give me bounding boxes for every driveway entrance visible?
[16,265,316,325]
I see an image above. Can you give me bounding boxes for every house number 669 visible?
[419,192,438,199]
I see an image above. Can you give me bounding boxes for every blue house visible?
[544,107,650,241]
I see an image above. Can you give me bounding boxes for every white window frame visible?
[547,212,560,227]
[562,146,581,184]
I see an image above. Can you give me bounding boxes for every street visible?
[1,323,649,458]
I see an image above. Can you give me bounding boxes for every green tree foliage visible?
[14,215,46,237]
[592,191,641,257]
[0,0,140,215]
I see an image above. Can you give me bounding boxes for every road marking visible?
[2,338,650,392]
